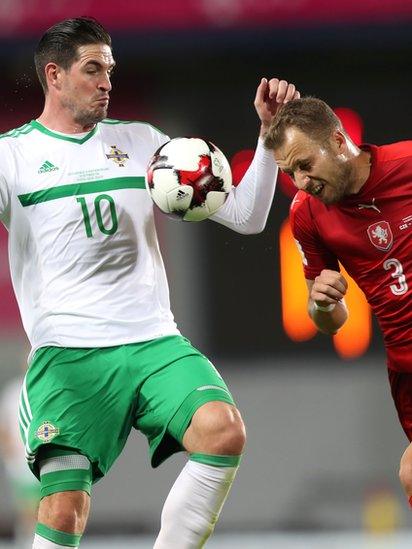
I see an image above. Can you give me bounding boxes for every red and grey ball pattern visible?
[146,137,232,221]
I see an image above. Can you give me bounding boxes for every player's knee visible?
[39,491,90,533]
[190,401,246,454]
[219,407,246,454]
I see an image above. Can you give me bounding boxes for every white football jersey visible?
[0,119,278,357]
[0,119,180,355]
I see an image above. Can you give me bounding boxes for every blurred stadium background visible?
[1,1,412,547]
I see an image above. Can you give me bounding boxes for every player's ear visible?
[331,129,346,153]
[44,62,63,91]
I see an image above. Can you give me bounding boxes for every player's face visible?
[58,43,115,128]
[274,127,355,205]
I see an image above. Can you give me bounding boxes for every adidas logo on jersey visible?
[38,160,59,174]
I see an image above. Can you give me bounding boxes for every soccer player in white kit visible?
[0,17,299,549]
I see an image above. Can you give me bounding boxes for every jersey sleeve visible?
[147,124,170,154]
[290,192,339,280]
[209,137,278,234]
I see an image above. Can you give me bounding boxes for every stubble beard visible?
[62,96,108,128]
[74,104,108,127]
[323,162,355,205]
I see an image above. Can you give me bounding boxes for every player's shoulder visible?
[289,190,322,233]
[100,118,167,137]
[0,122,35,147]
[100,118,169,153]
[290,190,312,218]
[376,141,412,163]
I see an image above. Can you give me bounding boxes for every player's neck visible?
[37,104,96,135]
[350,149,372,195]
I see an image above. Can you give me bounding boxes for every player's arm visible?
[210,78,300,234]
[255,77,300,138]
[306,270,349,335]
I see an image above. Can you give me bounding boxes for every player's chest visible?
[13,139,149,196]
[13,139,155,232]
[316,190,412,261]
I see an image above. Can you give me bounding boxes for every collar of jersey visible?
[29,120,98,144]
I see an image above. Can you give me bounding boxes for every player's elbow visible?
[313,317,346,336]
[231,221,266,235]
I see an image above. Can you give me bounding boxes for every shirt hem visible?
[28,328,181,363]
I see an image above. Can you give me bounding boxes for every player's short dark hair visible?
[264,97,343,150]
[34,17,112,93]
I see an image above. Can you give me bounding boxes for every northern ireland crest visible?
[367,221,393,251]
[106,145,129,167]
[36,421,60,443]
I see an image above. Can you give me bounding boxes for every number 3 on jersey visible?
[77,194,118,238]
[383,258,408,296]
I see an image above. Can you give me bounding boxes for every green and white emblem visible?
[36,421,60,443]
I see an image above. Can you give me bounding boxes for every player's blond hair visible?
[264,97,343,150]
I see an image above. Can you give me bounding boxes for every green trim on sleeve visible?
[0,123,34,139]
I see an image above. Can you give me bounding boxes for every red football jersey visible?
[290,142,412,372]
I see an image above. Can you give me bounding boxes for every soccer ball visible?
[146,137,232,221]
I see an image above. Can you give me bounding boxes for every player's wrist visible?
[259,121,270,137]
[313,301,336,312]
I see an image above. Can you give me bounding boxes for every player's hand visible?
[310,269,348,308]
[254,77,300,136]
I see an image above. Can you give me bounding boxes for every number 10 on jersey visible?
[77,194,118,237]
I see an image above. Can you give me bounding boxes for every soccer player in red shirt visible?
[264,97,412,506]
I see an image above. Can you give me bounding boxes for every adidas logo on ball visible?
[176,189,189,201]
